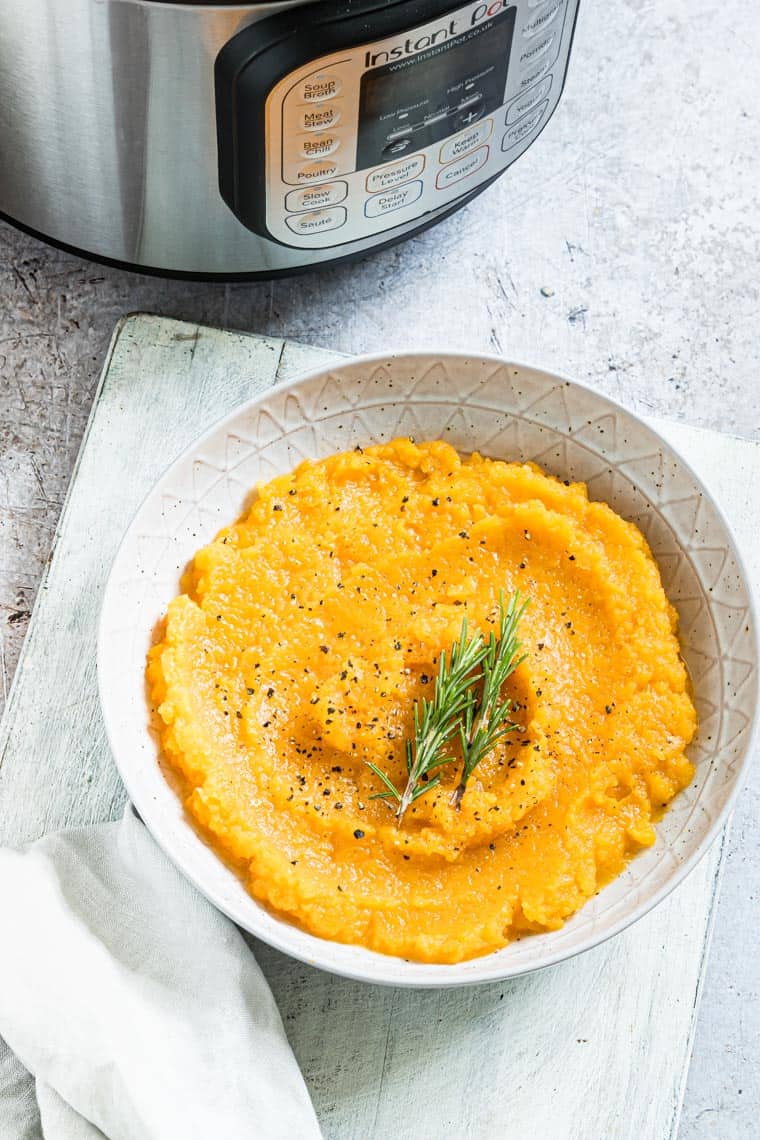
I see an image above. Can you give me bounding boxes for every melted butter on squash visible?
[147,439,697,963]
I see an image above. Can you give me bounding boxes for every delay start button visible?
[285,207,347,235]
[297,73,343,103]
[364,180,423,218]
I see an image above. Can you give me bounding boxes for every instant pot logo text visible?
[364,0,510,68]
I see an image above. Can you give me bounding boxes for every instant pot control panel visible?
[216,0,578,250]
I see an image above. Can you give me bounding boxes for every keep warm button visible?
[435,145,489,191]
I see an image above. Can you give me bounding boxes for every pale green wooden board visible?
[1,313,757,1140]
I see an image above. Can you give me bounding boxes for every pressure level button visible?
[298,73,343,103]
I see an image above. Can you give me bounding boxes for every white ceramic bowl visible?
[98,353,758,987]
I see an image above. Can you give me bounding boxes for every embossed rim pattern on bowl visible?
[97,353,759,987]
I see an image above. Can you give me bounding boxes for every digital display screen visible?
[357,8,515,171]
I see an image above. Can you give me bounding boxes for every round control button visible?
[285,207,347,235]
[298,73,343,103]
[285,181,348,213]
[300,133,341,159]
[383,137,412,156]
[295,159,340,183]
[301,106,341,132]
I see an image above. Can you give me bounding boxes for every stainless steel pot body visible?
[0,0,579,277]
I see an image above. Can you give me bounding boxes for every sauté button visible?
[435,145,489,190]
[300,106,341,132]
[366,154,425,193]
[300,133,341,159]
[285,181,348,212]
[505,76,552,124]
[501,103,547,151]
[285,207,347,235]
[364,180,423,218]
[297,73,343,103]
[295,158,340,183]
[439,118,493,164]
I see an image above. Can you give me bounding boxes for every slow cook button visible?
[501,103,547,151]
[366,154,425,193]
[300,106,341,132]
[439,118,493,164]
[300,133,341,159]
[285,207,347,235]
[285,181,348,212]
[364,180,423,218]
[295,158,340,183]
[505,75,552,124]
[297,73,343,103]
[435,145,489,190]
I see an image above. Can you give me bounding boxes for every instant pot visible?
[0,0,579,278]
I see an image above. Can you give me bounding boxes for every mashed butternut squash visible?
[147,439,696,963]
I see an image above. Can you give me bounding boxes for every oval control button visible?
[501,104,547,152]
[523,0,564,36]
[301,106,341,132]
[439,118,493,165]
[364,180,423,218]
[520,30,557,68]
[506,76,552,124]
[285,207,347,235]
[295,159,340,183]
[366,155,425,193]
[298,73,343,103]
[300,133,341,159]
[285,181,347,213]
[435,145,489,190]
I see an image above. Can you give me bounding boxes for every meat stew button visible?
[285,207,347,235]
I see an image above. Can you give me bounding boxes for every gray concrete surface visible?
[0,0,758,1134]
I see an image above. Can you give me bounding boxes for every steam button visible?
[285,207,347,235]
[297,73,343,103]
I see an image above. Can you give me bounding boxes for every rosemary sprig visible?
[366,592,528,823]
[366,616,489,823]
[450,591,528,809]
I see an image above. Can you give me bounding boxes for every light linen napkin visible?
[0,806,322,1140]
